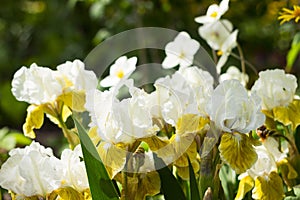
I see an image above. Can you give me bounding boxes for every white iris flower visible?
[100,56,137,87]
[162,32,200,69]
[0,142,61,197]
[219,66,249,87]
[206,80,265,133]
[251,69,298,110]
[195,0,230,24]
[199,20,238,73]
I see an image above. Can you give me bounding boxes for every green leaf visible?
[73,117,119,200]
[9,133,32,145]
[219,165,237,200]
[188,157,200,200]
[153,153,186,200]
[0,135,15,150]
[0,127,9,140]
[292,185,300,197]
[286,32,300,72]
[0,131,31,150]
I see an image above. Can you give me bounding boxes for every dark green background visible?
[0,0,299,130]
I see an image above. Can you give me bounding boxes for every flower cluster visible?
[12,59,97,106]
[195,0,238,73]
[0,142,89,199]
[11,60,98,147]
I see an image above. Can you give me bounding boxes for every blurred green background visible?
[0,0,299,133]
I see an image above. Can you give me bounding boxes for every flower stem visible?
[122,151,131,200]
[275,127,299,156]
[199,151,213,198]
[61,125,79,150]
[230,52,258,75]
[50,101,79,149]
[236,43,246,76]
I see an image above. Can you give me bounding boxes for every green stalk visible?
[184,180,191,200]
[121,151,131,200]
[121,170,128,200]
[199,151,213,198]
[61,125,79,150]
[45,101,79,149]
[57,110,79,149]
[236,43,246,76]
[230,52,258,75]
[121,142,141,200]
[275,127,299,156]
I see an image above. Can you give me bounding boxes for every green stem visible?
[121,142,142,199]
[275,127,299,156]
[185,180,191,200]
[230,52,258,75]
[122,171,128,200]
[62,126,79,149]
[122,151,131,200]
[45,101,79,149]
[236,43,246,76]
[199,151,213,198]
[57,111,79,149]
[212,147,222,200]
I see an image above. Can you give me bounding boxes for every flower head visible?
[199,20,233,51]
[251,69,298,110]
[162,32,200,69]
[0,142,90,198]
[11,60,98,106]
[195,0,229,24]
[219,66,249,86]
[236,138,288,200]
[151,71,198,125]
[85,84,158,144]
[0,142,61,198]
[178,66,214,116]
[262,137,286,162]
[215,29,238,73]
[57,59,98,92]
[11,60,97,141]
[198,20,238,73]
[59,145,89,192]
[278,5,300,25]
[207,80,265,133]
[100,56,137,87]
[246,145,277,179]
[11,63,63,105]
